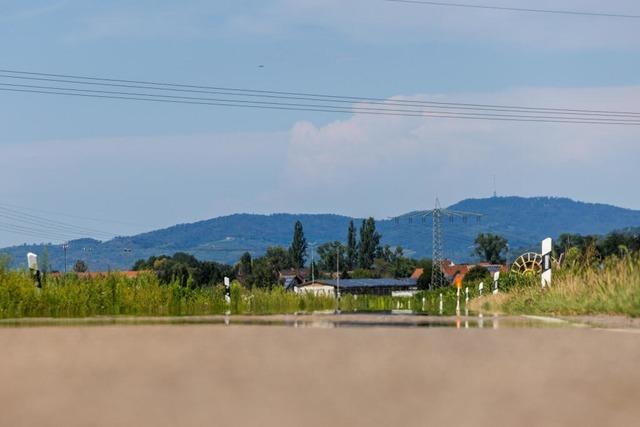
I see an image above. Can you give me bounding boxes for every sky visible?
[1,0,639,247]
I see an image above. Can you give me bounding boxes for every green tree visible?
[416,259,433,290]
[265,246,291,272]
[41,246,50,273]
[358,217,381,269]
[73,260,88,273]
[346,220,357,270]
[316,241,345,273]
[289,221,307,270]
[473,233,508,264]
[463,265,491,285]
[238,252,253,278]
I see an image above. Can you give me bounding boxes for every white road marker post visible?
[541,237,553,289]
[478,282,484,297]
[492,271,500,295]
[456,287,461,314]
[439,293,443,315]
[465,287,469,305]
[422,297,426,312]
[27,253,41,289]
[224,276,231,317]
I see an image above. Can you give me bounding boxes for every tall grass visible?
[0,270,343,318]
[489,255,640,317]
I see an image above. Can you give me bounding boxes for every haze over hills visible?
[2,196,640,271]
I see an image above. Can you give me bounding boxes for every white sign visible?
[224,276,231,304]
[27,253,38,271]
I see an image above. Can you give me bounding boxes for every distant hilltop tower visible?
[493,175,497,198]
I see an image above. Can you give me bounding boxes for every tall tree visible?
[316,241,345,273]
[238,252,253,278]
[358,217,381,269]
[473,233,508,264]
[265,246,292,272]
[346,220,357,270]
[289,220,307,270]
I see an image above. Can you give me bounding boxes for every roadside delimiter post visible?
[541,238,552,288]
[27,252,42,289]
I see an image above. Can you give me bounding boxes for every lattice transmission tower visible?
[396,198,483,289]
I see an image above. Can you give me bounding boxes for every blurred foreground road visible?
[1,323,639,427]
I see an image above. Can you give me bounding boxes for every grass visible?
[0,269,449,318]
[9,258,636,319]
[478,255,640,317]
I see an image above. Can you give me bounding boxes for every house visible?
[280,269,309,290]
[410,259,507,285]
[293,281,336,297]
[294,278,419,297]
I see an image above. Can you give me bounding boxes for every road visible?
[1,321,638,427]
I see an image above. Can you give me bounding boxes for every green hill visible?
[3,196,640,271]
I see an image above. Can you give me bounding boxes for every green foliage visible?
[358,217,381,269]
[346,220,357,270]
[555,231,640,267]
[463,265,491,285]
[416,260,433,290]
[289,220,307,269]
[496,255,640,317]
[73,260,88,273]
[0,253,11,271]
[474,233,508,264]
[316,241,345,272]
[236,252,253,282]
[133,252,234,288]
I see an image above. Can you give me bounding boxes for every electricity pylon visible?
[396,198,483,289]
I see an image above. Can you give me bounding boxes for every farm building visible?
[279,269,309,289]
[293,278,419,297]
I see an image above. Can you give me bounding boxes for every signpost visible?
[541,238,553,288]
[492,271,500,295]
[224,276,231,304]
[27,253,41,289]
[478,282,484,297]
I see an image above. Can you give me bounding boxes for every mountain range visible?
[2,196,640,271]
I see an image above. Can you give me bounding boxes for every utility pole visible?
[62,242,69,273]
[336,245,341,305]
[395,197,483,290]
[309,242,316,283]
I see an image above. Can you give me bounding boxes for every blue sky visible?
[1,0,639,246]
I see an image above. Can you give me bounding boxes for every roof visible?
[410,268,424,279]
[51,271,144,278]
[279,269,309,278]
[305,278,417,289]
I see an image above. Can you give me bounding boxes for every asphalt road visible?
[1,322,639,427]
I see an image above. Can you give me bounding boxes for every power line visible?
[0,201,145,227]
[3,81,640,124]
[2,86,639,126]
[2,73,639,118]
[0,222,84,242]
[0,205,116,238]
[384,0,640,19]
[2,68,639,118]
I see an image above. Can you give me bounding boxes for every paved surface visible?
[1,323,639,427]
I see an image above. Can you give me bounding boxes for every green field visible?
[479,255,640,317]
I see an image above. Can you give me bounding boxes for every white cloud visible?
[276,85,640,217]
[1,85,639,247]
